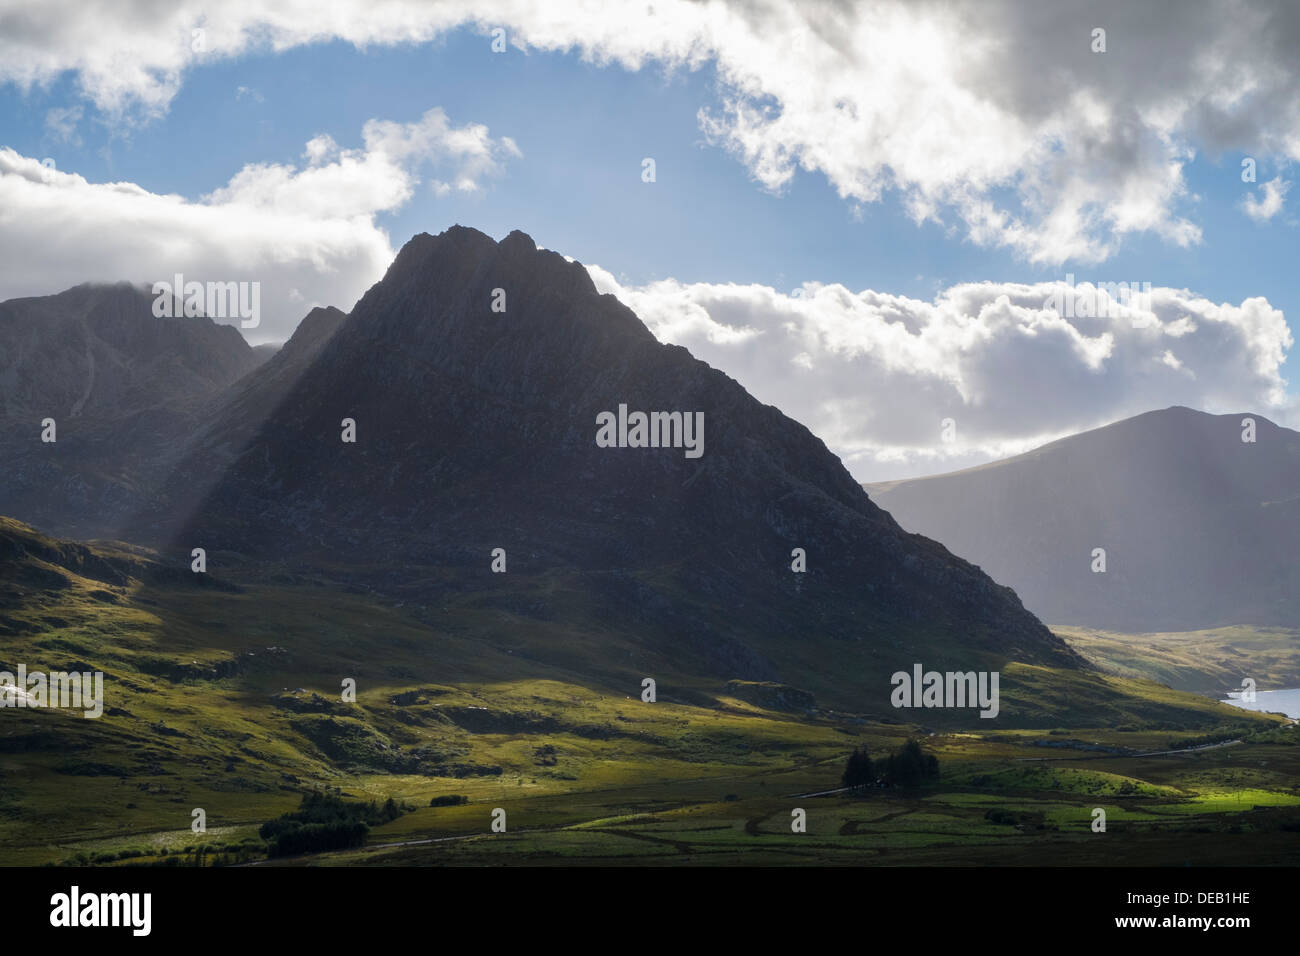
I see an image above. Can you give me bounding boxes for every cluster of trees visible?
[842,748,875,789]
[429,794,469,807]
[263,820,369,858]
[259,790,412,858]
[841,739,940,790]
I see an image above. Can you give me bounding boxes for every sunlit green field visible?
[1056,623,1300,695]
[2,517,1297,867]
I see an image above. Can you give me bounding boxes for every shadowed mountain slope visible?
[0,283,268,540]
[139,226,1081,702]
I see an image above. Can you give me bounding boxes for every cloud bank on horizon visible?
[587,266,1295,481]
[0,0,1297,479]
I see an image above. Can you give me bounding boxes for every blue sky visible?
[1,2,1297,479]
[5,28,1293,311]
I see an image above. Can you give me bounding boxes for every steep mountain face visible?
[165,304,347,466]
[146,226,1079,700]
[0,283,267,540]
[867,407,1300,632]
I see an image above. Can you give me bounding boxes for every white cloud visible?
[585,264,1296,482]
[1241,175,1291,222]
[43,104,83,145]
[0,108,519,341]
[3,1,1299,262]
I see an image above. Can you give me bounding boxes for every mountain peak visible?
[356,227,610,350]
[276,305,347,363]
[143,225,1081,703]
[501,228,537,253]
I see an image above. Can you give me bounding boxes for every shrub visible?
[429,794,469,807]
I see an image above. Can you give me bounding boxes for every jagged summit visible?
[369,226,604,331]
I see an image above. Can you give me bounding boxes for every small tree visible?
[841,747,874,790]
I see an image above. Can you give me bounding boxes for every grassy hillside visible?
[1057,624,1300,695]
[1,516,1294,866]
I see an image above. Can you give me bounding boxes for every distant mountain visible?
[130,226,1080,701]
[0,283,269,540]
[867,407,1300,632]
[0,282,261,420]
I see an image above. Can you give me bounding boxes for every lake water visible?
[1220,688,1300,719]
